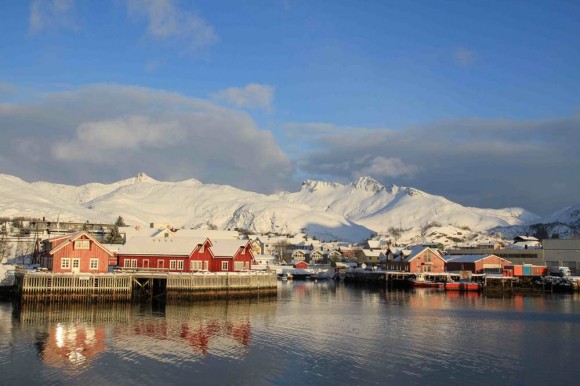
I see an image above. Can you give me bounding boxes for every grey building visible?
[543,239,580,274]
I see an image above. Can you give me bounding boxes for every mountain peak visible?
[134,172,155,184]
[301,180,342,192]
[352,176,384,193]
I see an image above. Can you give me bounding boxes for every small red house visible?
[115,237,254,273]
[292,261,309,269]
[445,254,512,274]
[390,247,446,273]
[41,231,114,274]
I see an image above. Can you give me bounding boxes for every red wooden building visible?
[115,237,254,273]
[41,231,114,274]
[292,261,309,269]
[389,246,446,273]
[444,254,512,274]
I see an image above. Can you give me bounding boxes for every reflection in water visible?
[1,284,579,385]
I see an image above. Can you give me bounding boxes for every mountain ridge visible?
[1,172,576,243]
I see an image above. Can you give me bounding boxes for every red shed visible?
[292,261,309,269]
[41,231,113,274]
[390,247,446,273]
[445,254,512,274]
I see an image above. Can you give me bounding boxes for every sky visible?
[0,0,579,216]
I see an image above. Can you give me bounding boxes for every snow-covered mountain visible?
[1,172,571,244]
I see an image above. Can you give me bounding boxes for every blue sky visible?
[0,0,579,215]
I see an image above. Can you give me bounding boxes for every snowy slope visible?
[0,173,98,222]
[280,177,539,233]
[0,172,557,243]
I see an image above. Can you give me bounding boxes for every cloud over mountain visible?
[0,84,293,193]
[294,117,580,215]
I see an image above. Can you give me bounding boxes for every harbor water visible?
[1,281,579,385]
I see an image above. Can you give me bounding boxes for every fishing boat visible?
[408,274,444,289]
[444,281,482,292]
[277,273,293,281]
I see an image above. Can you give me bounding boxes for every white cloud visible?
[0,84,293,193]
[295,117,580,214]
[125,0,217,51]
[355,156,418,179]
[29,0,77,34]
[213,83,275,112]
[51,115,185,163]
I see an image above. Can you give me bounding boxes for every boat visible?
[277,273,293,281]
[444,281,482,292]
[408,274,444,289]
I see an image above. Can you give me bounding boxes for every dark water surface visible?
[1,282,579,385]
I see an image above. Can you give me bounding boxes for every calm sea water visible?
[1,282,579,385]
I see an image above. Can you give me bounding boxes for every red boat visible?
[444,282,482,292]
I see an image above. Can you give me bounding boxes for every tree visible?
[107,224,125,244]
[0,233,11,264]
[272,240,290,263]
[15,237,34,265]
[115,216,126,227]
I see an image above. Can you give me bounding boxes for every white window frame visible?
[123,259,130,268]
[61,258,70,269]
[170,260,177,270]
[74,239,90,249]
[89,258,98,270]
[204,261,209,271]
[177,260,184,271]
[131,259,138,268]
[221,261,228,271]
[234,262,243,271]
[191,260,202,271]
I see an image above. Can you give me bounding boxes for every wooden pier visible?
[14,270,278,303]
[344,270,461,287]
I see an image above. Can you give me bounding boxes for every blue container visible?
[523,265,532,276]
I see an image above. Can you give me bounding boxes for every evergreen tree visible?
[107,224,124,244]
[115,216,126,227]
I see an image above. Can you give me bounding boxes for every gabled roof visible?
[360,249,383,257]
[118,237,208,256]
[445,254,511,264]
[392,246,441,263]
[48,231,114,257]
[514,235,539,242]
[211,239,250,257]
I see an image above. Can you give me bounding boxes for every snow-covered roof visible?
[210,239,249,257]
[392,246,440,262]
[360,249,383,257]
[254,254,275,260]
[444,254,489,263]
[118,237,207,256]
[514,236,539,242]
[47,231,114,256]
